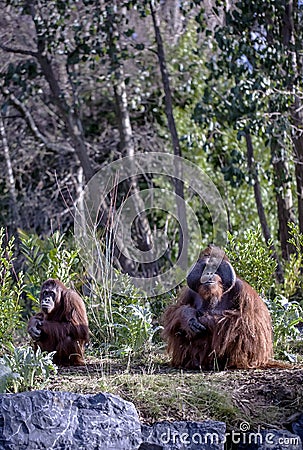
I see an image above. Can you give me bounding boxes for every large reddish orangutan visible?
[28,279,89,366]
[162,245,273,370]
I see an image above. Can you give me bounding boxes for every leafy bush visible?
[268,223,303,362]
[225,227,277,295]
[0,228,24,351]
[19,230,80,304]
[0,345,57,393]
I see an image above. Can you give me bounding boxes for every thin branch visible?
[2,88,72,153]
[0,43,37,57]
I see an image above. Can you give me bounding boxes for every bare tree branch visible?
[1,87,71,153]
[0,43,37,57]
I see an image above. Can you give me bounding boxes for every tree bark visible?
[291,75,303,237]
[35,52,94,183]
[293,106,303,236]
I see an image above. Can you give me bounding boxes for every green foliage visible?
[0,363,19,393]
[0,345,57,393]
[226,226,303,362]
[225,227,276,295]
[0,228,23,351]
[87,273,161,357]
[281,222,303,298]
[267,295,303,362]
[19,230,80,304]
[170,21,264,236]
[191,0,302,250]
[268,223,303,362]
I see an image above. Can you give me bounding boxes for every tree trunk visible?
[106,2,155,277]
[291,93,303,237]
[271,141,295,260]
[282,2,303,236]
[25,0,94,183]
[112,69,153,253]
[245,132,284,282]
[36,52,94,182]
[150,1,188,271]
[0,111,20,230]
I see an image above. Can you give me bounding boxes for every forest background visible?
[1,0,303,385]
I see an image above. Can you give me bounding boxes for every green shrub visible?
[0,228,23,351]
[0,345,57,393]
[226,227,303,362]
[268,223,303,362]
[225,227,277,295]
[19,230,80,304]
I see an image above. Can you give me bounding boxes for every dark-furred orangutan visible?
[162,245,273,370]
[28,279,89,366]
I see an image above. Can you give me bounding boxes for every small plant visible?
[0,345,57,393]
[87,273,161,357]
[0,363,19,393]
[0,228,24,351]
[114,303,158,356]
[269,223,303,360]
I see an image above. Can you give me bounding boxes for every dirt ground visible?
[45,357,303,432]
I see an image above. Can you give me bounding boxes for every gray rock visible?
[0,390,142,450]
[140,420,226,449]
[292,414,303,442]
[139,444,163,450]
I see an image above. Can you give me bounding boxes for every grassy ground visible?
[44,352,303,434]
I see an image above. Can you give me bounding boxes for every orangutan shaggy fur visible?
[162,246,273,370]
